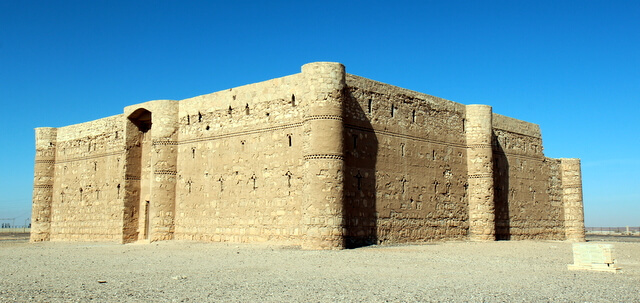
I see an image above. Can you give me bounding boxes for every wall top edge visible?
[52,114,125,131]
[55,114,125,141]
[302,61,344,67]
[492,113,541,138]
[181,73,302,102]
[345,74,467,110]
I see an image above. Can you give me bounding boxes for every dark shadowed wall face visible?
[345,75,469,244]
[492,116,565,240]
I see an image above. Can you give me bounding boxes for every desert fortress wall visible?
[31,62,585,248]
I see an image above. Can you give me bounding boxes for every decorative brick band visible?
[154,170,177,175]
[493,127,541,140]
[493,149,544,161]
[153,140,178,146]
[563,184,582,189]
[34,184,53,189]
[125,175,140,181]
[179,122,303,145]
[304,115,343,122]
[35,159,55,164]
[56,151,124,164]
[345,124,467,149]
[304,154,345,161]
[469,173,493,179]
[467,144,493,149]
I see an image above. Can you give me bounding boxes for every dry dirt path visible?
[1,239,638,302]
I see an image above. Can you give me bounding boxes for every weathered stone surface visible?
[31,62,586,249]
[568,243,620,272]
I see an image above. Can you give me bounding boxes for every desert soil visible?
[0,235,638,302]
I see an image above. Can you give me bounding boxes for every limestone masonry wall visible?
[32,62,585,248]
[344,75,468,246]
[492,114,565,240]
[174,74,305,245]
[49,115,125,241]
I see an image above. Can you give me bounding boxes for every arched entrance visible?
[122,108,153,242]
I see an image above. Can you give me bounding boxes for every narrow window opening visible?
[96,189,100,199]
[198,112,202,122]
[228,106,233,115]
[94,162,97,171]
[391,104,396,117]
[245,104,250,115]
[462,118,466,132]
[291,94,296,106]
[192,147,196,159]
[250,174,257,190]
[287,135,292,147]
[355,171,363,191]
[368,99,372,113]
[115,131,118,139]
[88,142,91,152]
[401,144,405,157]
[117,184,121,198]
[187,115,190,125]
[218,176,224,192]
[79,188,83,200]
[412,110,416,123]
[285,171,293,187]
[432,150,436,160]
[353,135,358,149]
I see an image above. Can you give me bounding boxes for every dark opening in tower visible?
[128,108,153,132]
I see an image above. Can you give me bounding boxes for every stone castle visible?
[31,62,585,249]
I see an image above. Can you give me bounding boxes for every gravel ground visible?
[0,237,638,302]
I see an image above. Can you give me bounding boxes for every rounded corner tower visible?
[465,104,496,241]
[300,62,347,250]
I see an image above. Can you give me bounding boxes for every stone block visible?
[568,243,621,273]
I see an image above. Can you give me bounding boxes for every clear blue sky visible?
[1,0,638,227]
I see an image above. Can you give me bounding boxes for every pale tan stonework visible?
[31,62,586,249]
[568,243,620,272]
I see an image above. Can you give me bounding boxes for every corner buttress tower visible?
[560,158,586,242]
[301,62,347,250]
[465,104,496,241]
[31,127,57,242]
